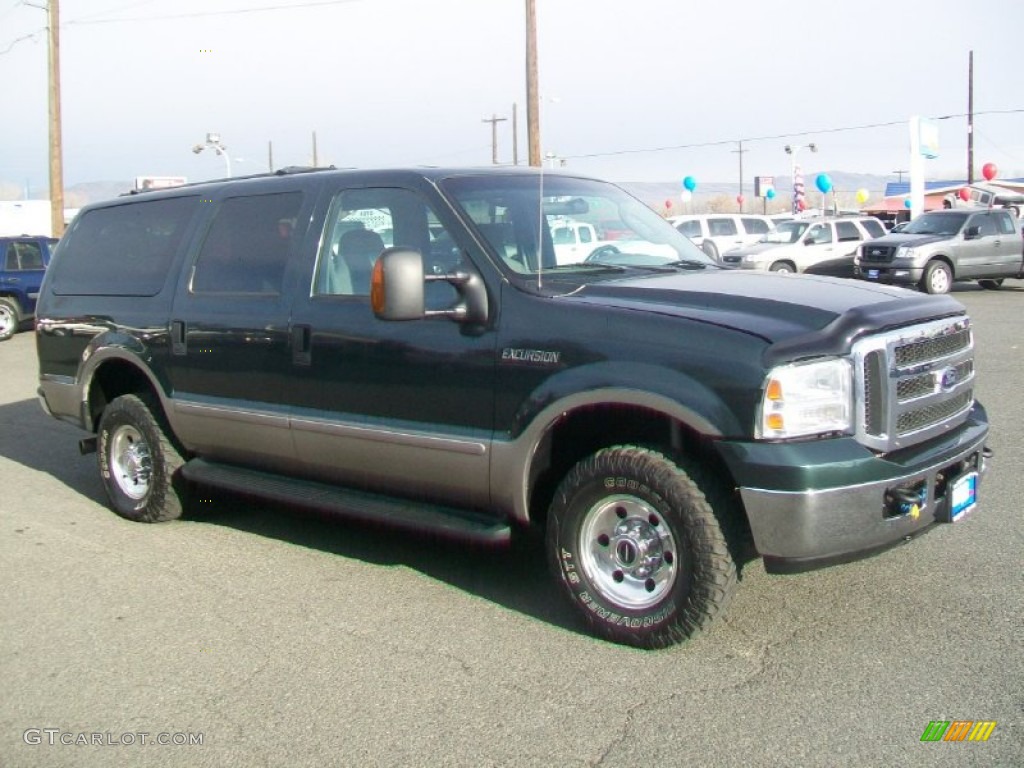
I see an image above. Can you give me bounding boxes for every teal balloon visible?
[815,173,832,193]
[682,176,697,192]
[904,198,912,208]
[766,188,776,200]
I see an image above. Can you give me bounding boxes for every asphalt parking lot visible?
[2,283,1022,768]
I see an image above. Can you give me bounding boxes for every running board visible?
[180,458,512,545]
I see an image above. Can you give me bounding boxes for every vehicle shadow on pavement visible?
[0,398,106,505]
[0,397,585,636]
[189,488,587,637]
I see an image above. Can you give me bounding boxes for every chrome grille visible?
[853,317,975,453]
[897,390,973,435]
[893,330,971,367]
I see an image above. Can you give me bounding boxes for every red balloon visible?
[982,162,997,181]
[736,195,745,205]
[665,199,673,209]
[797,199,806,211]
[958,187,970,201]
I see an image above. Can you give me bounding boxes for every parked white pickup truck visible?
[551,218,676,265]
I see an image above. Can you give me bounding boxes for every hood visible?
[866,232,952,247]
[567,269,965,349]
[723,241,789,257]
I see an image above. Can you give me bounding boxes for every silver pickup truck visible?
[855,208,1024,293]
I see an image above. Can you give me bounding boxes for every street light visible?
[192,132,232,178]
[784,142,817,214]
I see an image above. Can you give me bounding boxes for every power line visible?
[64,0,361,25]
[562,110,1024,161]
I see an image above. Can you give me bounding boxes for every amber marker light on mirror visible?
[370,259,385,313]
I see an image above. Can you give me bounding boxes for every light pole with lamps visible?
[784,142,817,214]
[192,132,232,178]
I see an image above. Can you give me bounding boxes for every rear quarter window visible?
[50,197,198,296]
[860,219,885,238]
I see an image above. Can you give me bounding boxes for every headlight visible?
[757,358,853,439]
[742,252,766,263]
[895,246,915,259]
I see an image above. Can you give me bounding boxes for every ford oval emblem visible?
[939,366,959,390]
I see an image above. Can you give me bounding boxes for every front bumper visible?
[715,403,990,573]
[854,263,923,286]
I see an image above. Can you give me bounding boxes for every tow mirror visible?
[371,246,489,325]
[371,248,425,321]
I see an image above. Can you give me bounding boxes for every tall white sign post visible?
[908,116,939,219]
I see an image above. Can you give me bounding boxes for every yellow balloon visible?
[855,188,869,204]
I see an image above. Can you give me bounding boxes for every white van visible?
[668,214,774,262]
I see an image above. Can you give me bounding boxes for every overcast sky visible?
[2,0,1023,197]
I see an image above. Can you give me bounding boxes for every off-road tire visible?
[97,394,186,522]
[546,446,738,649]
[921,260,952,294]
[0,297,20,341]
[978,279,1004,290]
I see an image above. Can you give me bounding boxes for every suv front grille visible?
[854,317,975,453]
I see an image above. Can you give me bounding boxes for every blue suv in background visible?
[0,235,58,341]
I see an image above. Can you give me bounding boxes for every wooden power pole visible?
[967,50,974,184]
[47,0,65,237]
[482,114,507,164]
[525,0,540,166]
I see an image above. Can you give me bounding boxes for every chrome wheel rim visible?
[109,425,152,500]
[0,306,14,336]
[578,494,678,609]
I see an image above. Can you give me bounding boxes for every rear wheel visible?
[546,446,737,649]
[921,260,952,294]
[978,279,1004,290]
[769,261,795,274]
[0,297,20,341]
[97,394,186,522]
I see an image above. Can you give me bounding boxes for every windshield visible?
[439,174,712,277]
[759,221,809,244]
[903,212,968,236]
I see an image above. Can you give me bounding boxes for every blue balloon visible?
[682,176,697,192]
[815,173,832,194]
[766,188,776,200]
[904,198,912,208]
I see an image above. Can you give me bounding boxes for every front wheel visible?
[0,297,20,341]
[769,261,795,274]
[921,260,952,294]
[97,394,186,522]
[547,446,737,648]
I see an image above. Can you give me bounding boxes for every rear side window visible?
[50,197,197,296]
[835,221,862,242]
[741,217,770,235]
[191,192,303,295]
[675,220,702,238]
[995,212,1016,235]
[860,219,885,238]
[708,218,737,236]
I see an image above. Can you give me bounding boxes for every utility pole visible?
[731,140,748,212]
[892,169,908,184]
[268,141,274,172]
[512,103,519,166]
[967,50,974,183]
[46,0,65,237]
[482,114,508,164]
[525,0,540,166]
[312,131,318,166]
